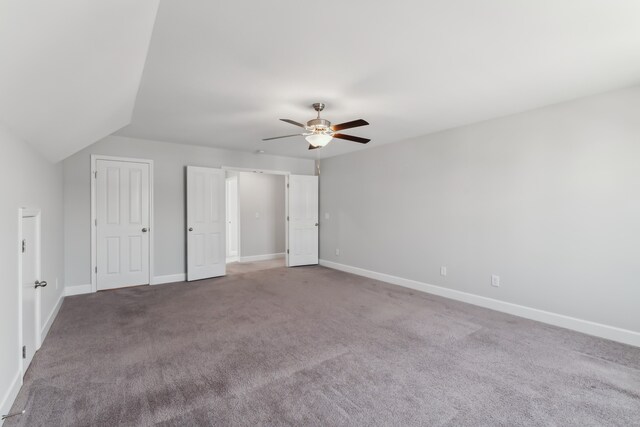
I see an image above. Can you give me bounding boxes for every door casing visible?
[91,155,154,292]
[225,175,240,262]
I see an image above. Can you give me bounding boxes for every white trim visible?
[225,175,240,260]
[151,274,186,285]
[0,371,21,422]
[239,253,285,263]
[64,284,93,296]
[17,209,23,385]
[40,292,64,343]
[221,166,291,176]
[226,256,239,263]
[319,260,640,348]
[91,155,154,293]
[285,175,289,267]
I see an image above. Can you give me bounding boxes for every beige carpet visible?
[7,264,640,426]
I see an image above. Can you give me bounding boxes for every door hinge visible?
[286,216,289,221]
[287,183,289,188]
[21,239,26,253]
[287,249,289,254]
[22,346,26,359]
[95,266,97,273]
[94,171,97,179]
[95,219,97,226]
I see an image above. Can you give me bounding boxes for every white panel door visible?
[187,166,226,280]
[21,216,38,373]
[226,176,239,259]
[288,175,319,266]
[96,160,150,290]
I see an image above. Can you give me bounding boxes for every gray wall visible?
[319,85,640,333]
[64,135,315,286]
[237,172,285,258]
[0,124,65,414]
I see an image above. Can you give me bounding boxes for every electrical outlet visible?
[324,212,330,220]
[491,274,500,287]
[255,212,260,219]
[55,278,59,290]
[335,248,340,256]
[440,266,447,276]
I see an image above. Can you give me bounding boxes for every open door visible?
[187,166,226,281]
[287,175,319,266]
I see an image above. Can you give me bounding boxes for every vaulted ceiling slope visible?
[119,0,640,159]
[0,0,159,162]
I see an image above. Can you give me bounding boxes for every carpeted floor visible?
[7,263,640,426]
[226,258,284,275]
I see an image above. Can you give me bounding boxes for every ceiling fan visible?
[263,103,370,150]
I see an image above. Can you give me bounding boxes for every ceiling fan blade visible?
[262,134,303,141]
[308,144,320,150]
[333,133,370,144]
[331,119,369,132]
[280,119,306,128]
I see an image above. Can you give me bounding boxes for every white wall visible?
[63,135,315,288]
[319,86,640,339]
[0,0,159,162]
[237,172,285,258]
[0,124,65,417]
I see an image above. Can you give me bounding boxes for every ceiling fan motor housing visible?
[306,118,331,132]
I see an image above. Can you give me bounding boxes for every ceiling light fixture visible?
[305,133,332,147]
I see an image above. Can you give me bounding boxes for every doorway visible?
[225,170,286,274]
[20,209,43,376]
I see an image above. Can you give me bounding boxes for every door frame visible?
[225,175,240,263]
[221,166,291,265]
[18,207,42,377]
[90,155,154,292]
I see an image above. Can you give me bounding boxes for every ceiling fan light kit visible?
[263,102,370,149]
[306,133,332,147]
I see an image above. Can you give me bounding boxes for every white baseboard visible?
[64,284,92,296]
[151,273,186,285]
[226,256,239,263]
[41,292,64,343]
[0,371,21,423]
[239,253,285,263]
[319,259,640,347]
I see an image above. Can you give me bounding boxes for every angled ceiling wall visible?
[0,0,159,162]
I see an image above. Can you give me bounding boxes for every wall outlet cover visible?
[491,274,500,287]
[440,266,447,276]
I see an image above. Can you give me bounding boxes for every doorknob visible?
[35,280,47,289]
[315,223,319,226]
[142,228,148,232]
[188,227,193,232]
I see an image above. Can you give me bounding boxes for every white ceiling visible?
[2,1,640,161]
[116,0,640,159]
[0,0,159,162]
